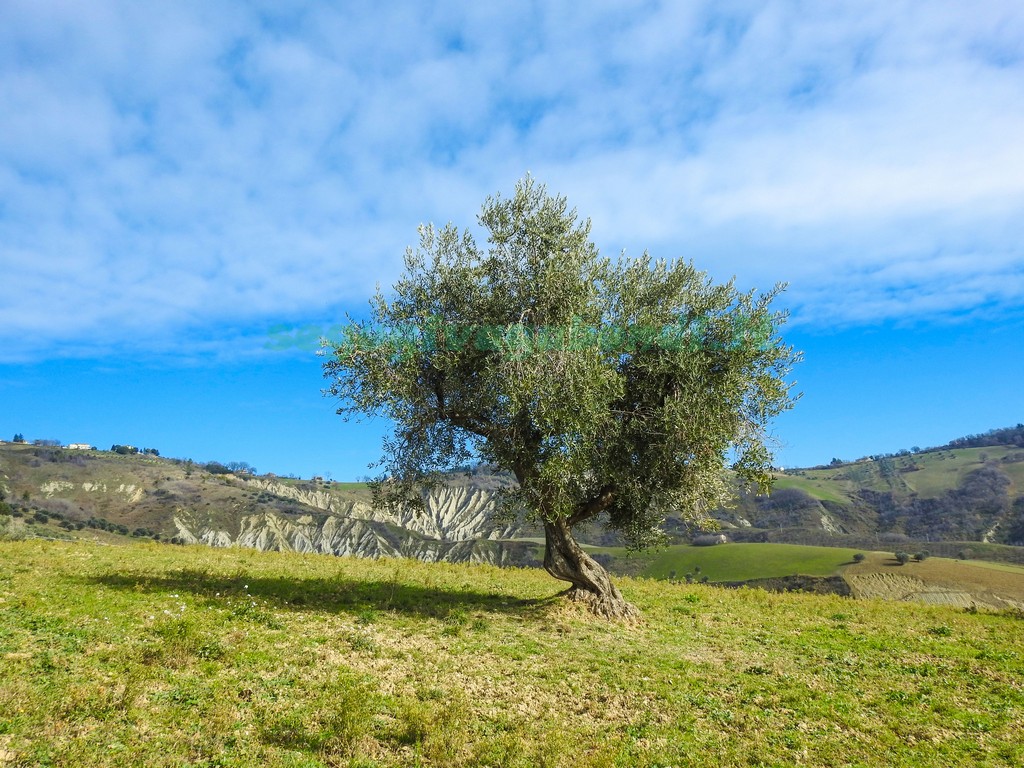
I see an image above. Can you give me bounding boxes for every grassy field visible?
[633,543,862,582]
[962,559,1024,575]
[588,541,862,581]
[768,474,854,504]
[2,540,1023,767]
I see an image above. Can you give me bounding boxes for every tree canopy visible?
[323,177,799,618]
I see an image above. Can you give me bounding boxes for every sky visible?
[2,0,1023,479]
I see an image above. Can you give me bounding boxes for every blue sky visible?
[2,1,1023,479]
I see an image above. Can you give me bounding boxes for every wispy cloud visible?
[1,0,1022,361]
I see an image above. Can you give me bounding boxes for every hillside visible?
[3,427,1024,571]
[0,442,541,566]
[1,539,1022,767]
[740,443,1024,557]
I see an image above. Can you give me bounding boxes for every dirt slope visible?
[843,552,1024,610]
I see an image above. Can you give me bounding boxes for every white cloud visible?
[1,0,1022,360]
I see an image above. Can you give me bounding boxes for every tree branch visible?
[569,484,616,526]
[433,373,495,440]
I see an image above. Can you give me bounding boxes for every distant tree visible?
[830,458,843,466]
[853,553,866,563]
[206,462,231,475]
[12,433,25,443]
[913,550,930,562]
[323,177,799,619]
[895,551,911,565]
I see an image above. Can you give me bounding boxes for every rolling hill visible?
[0,442,541,567]
[2,425,1023,571]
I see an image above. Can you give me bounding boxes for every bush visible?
[895,551,911,565]
[914,550,930,562]
[693,533,728,546]
[0,518,25,541]
[853,553,866,563]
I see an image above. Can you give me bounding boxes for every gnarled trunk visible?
[543,518,640,621]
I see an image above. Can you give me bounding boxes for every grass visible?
[962,559,1024,575]
[634,543,863,582]
[2,540,1023,767]
[769,474,853,504]
[903,448,996,497]
[326,482,371,492]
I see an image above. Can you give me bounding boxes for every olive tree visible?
[322,177,799,619]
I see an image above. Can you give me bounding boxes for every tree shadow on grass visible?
[86,568,559,620]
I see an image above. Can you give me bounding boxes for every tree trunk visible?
[543,518,640,621]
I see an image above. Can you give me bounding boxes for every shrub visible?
[895,551,911,565]
[914,550,930,562]
[853,553,866,563]
[693,533,728,546]
[0,518,25,541]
